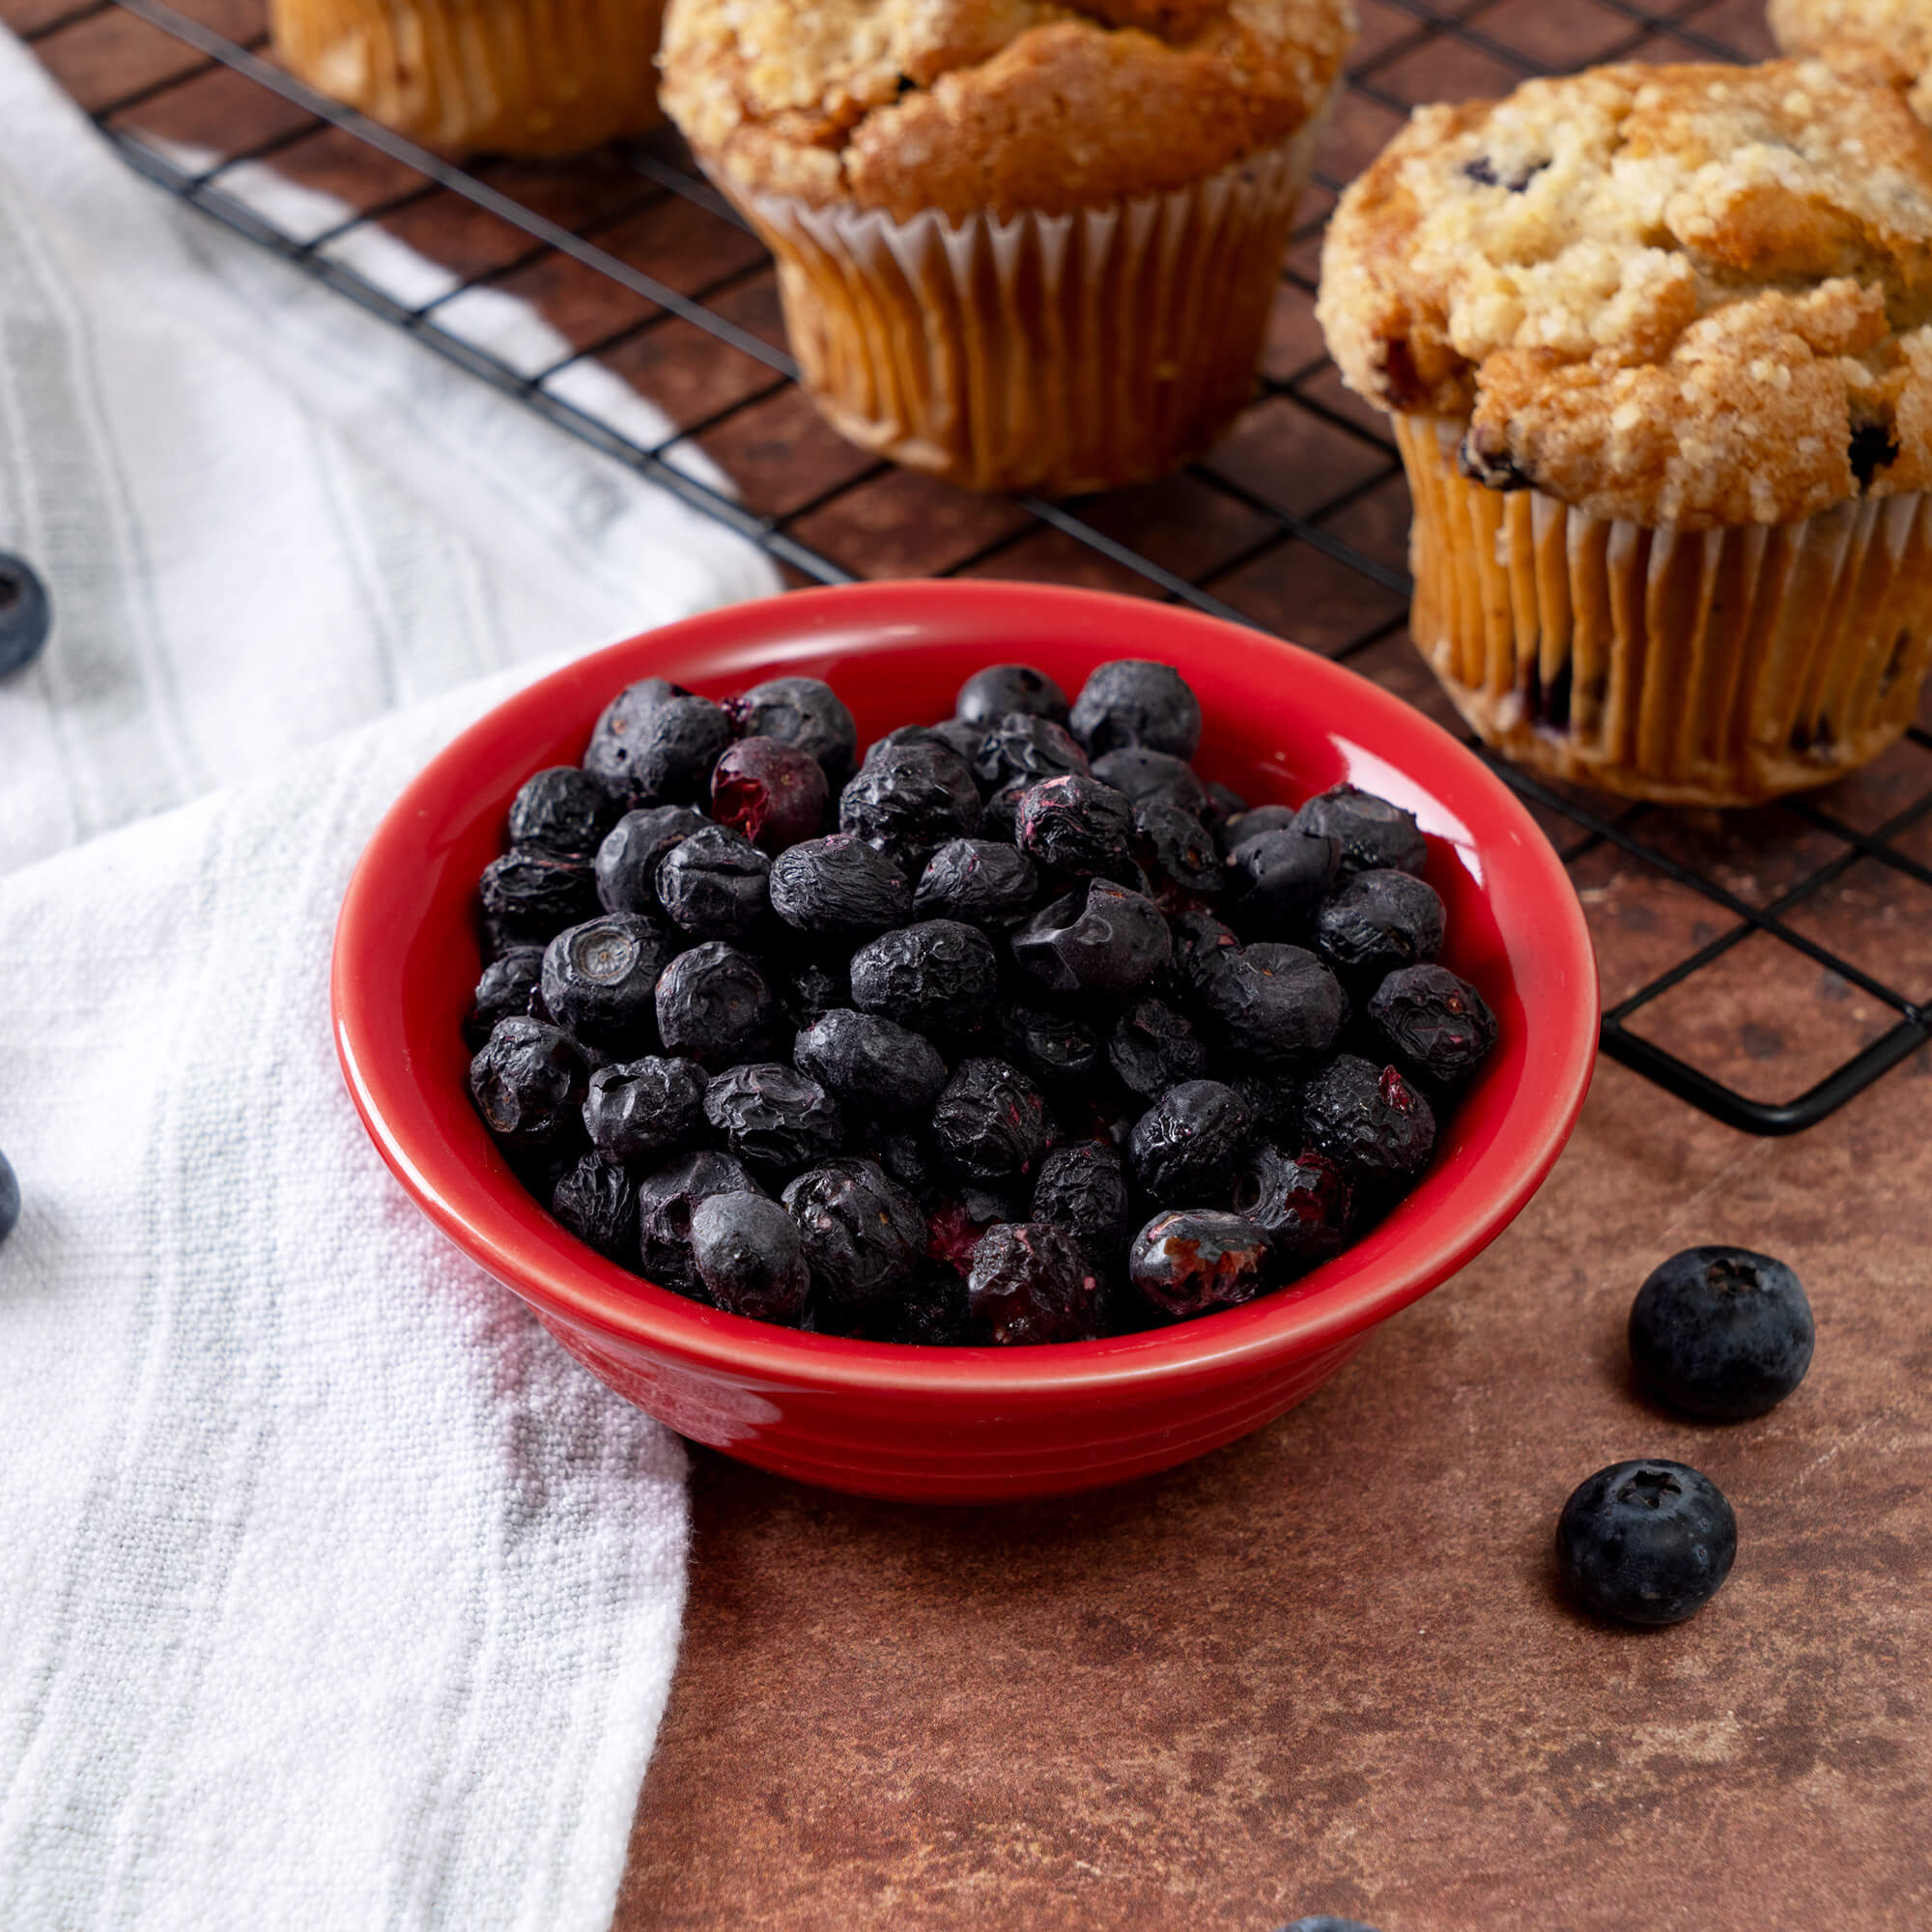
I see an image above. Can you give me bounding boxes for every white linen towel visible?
[0,26,781,1929]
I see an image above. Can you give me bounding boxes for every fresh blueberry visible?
[1068,660,1203,759]
[1293,783,1427,877]
[1368,964,1497,1091]
[971,712,1090,793]
[653,942,778,1068]
[551,1153,640,1262]
[0,553,52,675]
[582,1056,709,1164]
[1129,1080,1252,1204]
[1314,869,1445,984]
[594,805,709,917]
[793,1009,948,1117]
[1030,1141,1133,1260]
[591,694,732,808]
[582,676,688,795]
[782,1158,926,1323]
[1230,1144,1352,1275]
[1106,999,1208,1101]
[1133,797,1222,900]
[469,1016,590,1147]
[541,914,674,1051]
[1001,1005,1108,1094]
[479,847,601,951]
[1216,803,1298,856]
[1196,942,1345,1072]
[1556,1460,1737,1626]
[507,766,622,860]
[1273,1918,1383,1932]
[701,1063,843,1177]
[1014,773,1136,880]
[1296,1056,1436,1193]
[955,663,1069,725]
[838,742,984,860]
[1010,878,1173,998]
[0,1149,20,1245]
[637,1150,764,1295]
[914,838,1042,929]
[728,675,857,781]
[931,1058,1051,1181]
[967,1223,1100,1344]
[690,1191,811,1324]
[656,822,771,943]
[768,834,912,940]
[1630,1247,1815,1422]
[710,735,830,853]
[465,946,546,1050]
[848,919,1000,1040]
[1225,829,1338,938]
[1129,1209,1271,1319]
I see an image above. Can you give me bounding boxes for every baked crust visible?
[1316,60,1932,528]
[658,0,1353,220]
[1770,0,1932,121]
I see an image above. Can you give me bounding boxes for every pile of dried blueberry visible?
[464,659,1497,1346]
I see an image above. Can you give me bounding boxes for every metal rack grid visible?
[23,0,1932,1134]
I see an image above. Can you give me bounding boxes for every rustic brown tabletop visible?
[12,0,1931,1923]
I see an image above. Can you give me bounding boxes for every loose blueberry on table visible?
[464,659,1498,1345]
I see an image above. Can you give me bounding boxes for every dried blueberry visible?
[1230,1144,1351,1275]
[1228,1072,1300,1142]
[914,838,1042,929]
[1225,829,1338,938]
[1106,1000,1208,1101]
[1168,905,1242,999]
[967,1223,1100,1345]
[0,1149,18,1246]
[656,822,771,943]
[710,735,830,853]
[1200,780,1248,830]
[1293,783,1427,877]
[955,663,1069,725]
[1129,1080,1252,1204]
[465,946,546,1050]
[1368,964,1496,1091]
[690,1191,811,1324]
[1315,869,1445,984]
[701,1063,842,1176]
[541,914,673,1050]
[1002,1006,1107,1094]
[637,1150,763,1295]
[582,676,687,795]
[1092,748,1209,820]
[1068,660,1202,759]
[469,1017,590,1147]
[552,1153,639,1262]
[838,742,983,860]
[1197,942,1345,1072]
[1217,803,1298,856]
[1274,1918,1382,1932]
[1129,1209,1271,1319]
[479,847,601,949]
[728,675,857,781]
[793,1009,949,1118]
[971,712,1090,793]
[775,953,849,1030]
[653,941,778,1067]
[981,782,1028,842]
[768,834,912,940]
[507,766,622,860]
[582,1055,709,1165]
[0,554,52,676]
[889,1263,977,1346]
[594,805,708,916]
[1133,796,1221,900]
[782,1158,926,1321]
[931,1058,1051,1181]
[1630,1247,1815,1422]
[1030,1141,1133,1260]
[1010,878,1172,998]
[1297,1056,1435,1192]
[597,694,732,808]
[1014,773,1135,880]
[848,919,1000,1039]
[1556,1461,1737,1626]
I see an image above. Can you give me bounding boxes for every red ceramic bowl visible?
[333,582,1597,1501]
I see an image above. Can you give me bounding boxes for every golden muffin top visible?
[1771,0,1932,123]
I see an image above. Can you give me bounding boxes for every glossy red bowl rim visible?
[333,581,1598,1401]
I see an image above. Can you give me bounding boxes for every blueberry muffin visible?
[659,0,1354,494]
[1317,59,1932,805]
[1770,0,1932,124]
[271,0,667,155]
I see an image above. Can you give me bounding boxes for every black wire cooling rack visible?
[27,0,1932,1134]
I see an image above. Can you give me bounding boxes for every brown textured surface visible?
[16,2,1930,1924]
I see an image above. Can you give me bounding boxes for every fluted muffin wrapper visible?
[270,0,664,156]
[726,109,1326,496]
[1394,414,1932,806]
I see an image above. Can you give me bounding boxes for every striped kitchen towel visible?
[0,25,777,1930]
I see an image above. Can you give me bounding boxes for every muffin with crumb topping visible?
[659,0,1353,495]
[1317,58,1932,805]
[1770,0,1932,124]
